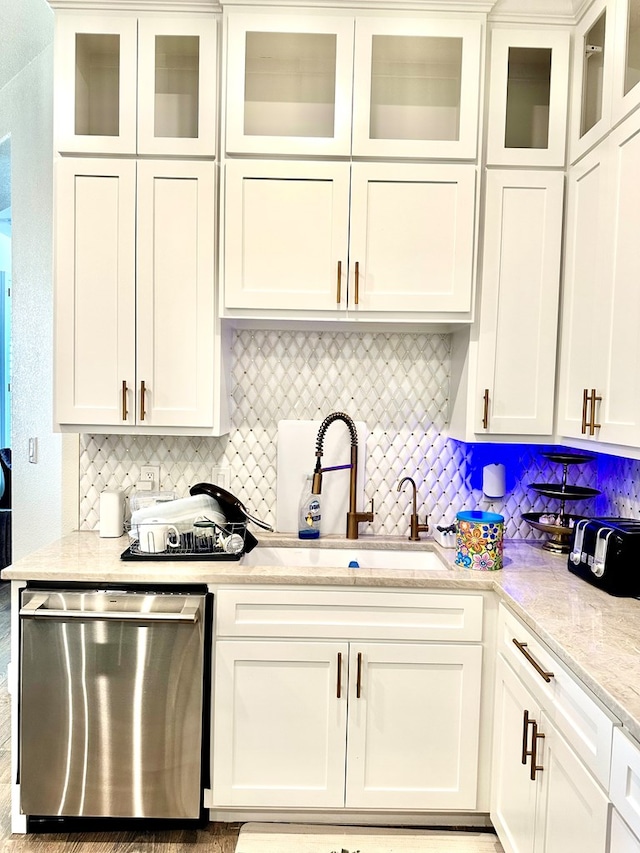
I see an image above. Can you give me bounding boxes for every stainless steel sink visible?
[241,546,447,571]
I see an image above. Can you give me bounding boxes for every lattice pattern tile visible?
[79,328,640,540]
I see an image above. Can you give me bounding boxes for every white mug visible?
[137,519,180,554]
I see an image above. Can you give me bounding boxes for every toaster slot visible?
[592,527,614,578]
[569,519,589,565]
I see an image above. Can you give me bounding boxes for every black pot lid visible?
[529,482,601,499]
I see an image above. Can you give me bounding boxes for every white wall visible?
[0,8,78,561]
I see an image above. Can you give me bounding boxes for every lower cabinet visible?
[610,728,640,851]
[610,810,640,853]
[491,605,614,853]
[212,588,484,812]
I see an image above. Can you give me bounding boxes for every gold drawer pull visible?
[121,380,128,421]
[513,639,554,683]
[356,651,362,698]
[336,261,342,304]
[140,380,146,422]
[337,651,342,699]
[482,388,489,429]
[530,721,545,781]
[581,388,589,434]
[354,261,359,306]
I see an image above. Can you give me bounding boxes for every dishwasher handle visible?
[19,594,201,624]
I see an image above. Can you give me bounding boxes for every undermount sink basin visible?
[241,546,446,571]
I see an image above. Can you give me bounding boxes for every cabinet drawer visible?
[497,604,615,787]
[611,728,640,839]
[215,588,483,641]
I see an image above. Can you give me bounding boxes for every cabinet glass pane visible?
[505,47,551,149]
[75,34,120,137]
[581,11,606,137]
[244,32,337,138]
[154,35,200,139]
[625,0,640,95]
[370,35,462,142]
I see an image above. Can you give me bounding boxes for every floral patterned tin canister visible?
[455,511,504,571]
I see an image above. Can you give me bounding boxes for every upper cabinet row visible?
[224,12,482,159]
[54,13,218,156]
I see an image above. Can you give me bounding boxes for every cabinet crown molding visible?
[221,0,496,12]
[47,0,221,11]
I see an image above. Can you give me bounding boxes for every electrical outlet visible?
[140,465,160,488]
[212,466,229,490]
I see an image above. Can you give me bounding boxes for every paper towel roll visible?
[483,463,506,499]
[100,489,125,538]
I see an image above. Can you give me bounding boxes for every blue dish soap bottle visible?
[298,475,321,539]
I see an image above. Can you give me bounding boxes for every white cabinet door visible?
[55,158,136,426]
[54,12,138,155]
[610,810,640,853]
[224,12,355,157]
[569,0,615,164]
[349,163,476,315]
[534,713,610,853]
[137,16,218,156]
[611,0,640,126]
[475,170,564,435]
[598,110,640,446]
[136,160,216,428]
[345,642,482,810]
[491,656,539,853]
[556,144,613,440]
[212,640,348,808]
[351,16,482,160]
[223,159,350,312]
[486,28,570,167]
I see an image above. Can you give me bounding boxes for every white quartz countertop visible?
[4,531,640,744]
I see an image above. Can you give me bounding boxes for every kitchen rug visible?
[234,823,504,853]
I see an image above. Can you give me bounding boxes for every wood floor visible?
[0,581,502,852]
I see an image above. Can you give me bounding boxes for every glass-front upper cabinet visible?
[225,12,356,156]
[486,28,571,167]
[351,17,482,159]
[137,17,217,156]
[612,0,640,124]
[54,12,217,156]
[224,11,482,159]
[569,0,615,163]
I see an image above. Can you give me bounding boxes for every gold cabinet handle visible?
[356,651,362,699]
[121,380,128,421]
[354,261,359,306]
[482,388,489,429]
[337,651,342,699]
[589,388,602,435]
[581,388,589,434]
[530,720,545,781]
[336,260,342,305]
[522,709,535,766]
[140,380,146,422]
[513,639,554,683]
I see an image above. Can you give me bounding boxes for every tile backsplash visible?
[79,328,640,539]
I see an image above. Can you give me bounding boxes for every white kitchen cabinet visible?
[55,157,224,432]
[486,28,571,167]
[557,107,640,449]
[54,11,218,156]
[224,9,482,159]
[474,170,564,435]
[212,640,348,808]
[612,0,640,125]
[569,0,615,164]
[556,143,612,441]
[610,728,640,842]
[223,159,476,318]
[492,657,610,853]
[212,588,484,812]
[610,810,640,853]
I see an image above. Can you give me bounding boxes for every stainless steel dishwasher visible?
[19,588,208,821]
